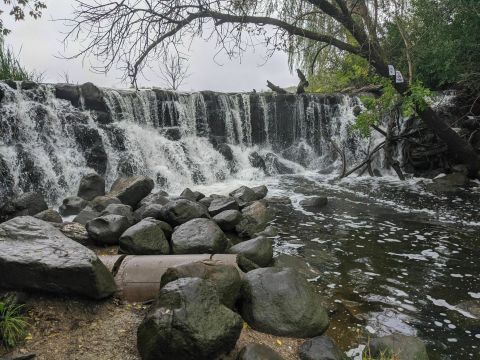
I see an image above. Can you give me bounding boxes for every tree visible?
[159,55,190,91]
[65,0,480,176]
[0,0,46,35]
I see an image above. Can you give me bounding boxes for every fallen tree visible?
[65,0,480,177]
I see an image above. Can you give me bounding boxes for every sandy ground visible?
[0,295,302,360]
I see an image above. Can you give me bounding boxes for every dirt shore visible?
[1,295,302,360]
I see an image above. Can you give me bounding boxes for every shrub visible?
[0,301,29,348]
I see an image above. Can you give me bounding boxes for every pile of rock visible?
[0,173,430,360]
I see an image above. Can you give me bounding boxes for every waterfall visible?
[0,81,377,204]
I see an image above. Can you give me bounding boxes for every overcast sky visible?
[3,2,297,91]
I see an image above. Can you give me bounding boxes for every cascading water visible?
[0,80,380,204]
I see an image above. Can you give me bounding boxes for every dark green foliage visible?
[0,301,29,348]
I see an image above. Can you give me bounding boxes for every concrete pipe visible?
[99,254,240,303]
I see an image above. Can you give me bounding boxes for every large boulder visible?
[213,209,242,231]
[0,216,115,299]
[119,218,170,255]
[137,278,242,360]
[252,185,268,200]
[73,207,100,225]
[77,173,105,201]
[140,204,164,220]
[235,201,272,238]
[0,192,47,222]
[239,267,329,337]
[238,343,283,360]
[299,336,347,360]
[171,218,228,254]
[208,197,239,216]
[160,199,210,226]
[109,176,154,207]
[137,191,169,208]
[59,196,88,216]
[86,214,131,245]
[34,209,62,223]
[180,188,197,201]
[229,186,257,207]
[100,203,134,225]
[427,172,468,192]
[160,260,241,308]
[228,236,273,267]
[364,334,429,360]
[90,195,122,212]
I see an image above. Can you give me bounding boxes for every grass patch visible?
[0,36,39,81]
[0,301,29,348]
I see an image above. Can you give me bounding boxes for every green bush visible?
[0,301,29,348]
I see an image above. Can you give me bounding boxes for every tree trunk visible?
[372,61,480,177]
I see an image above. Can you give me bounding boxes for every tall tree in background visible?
[64,0,480,176]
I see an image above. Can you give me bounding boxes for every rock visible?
[148,218,173,240]
[160,260,241,308]
[239,267,329,337]
[237,254,260,272]
[0,192,48,222]
[100,203,134,225]
[300,196,328,209]
[160,199,210,226]
[119,218,170,255]
[264,153,295,175]
[256,225,278,237]
[171,218,228,254]
[137,278,242,360]
[193,191,205,201]
[180,188,197,201]
[77,173,105,201]
[59,222,89,244]
[0,216,115,299]
[208,197,240,216]
[238,343,284,360]
[228,236,273,267]
[21,80,38,90]
[198,196,213,208]
[299,336,346,360]
[138,191,169,208]
[139,203,164,220]
[266,196,292,205]
[229,186,257,207]
[73,207,100,225]
[427,172,468,192]
[80,82,107,112]
[34,209,62,223]
[365,334,429,360]
[109,176,155,207]
[90,195,122,212]
[252,185,268,200]
[235,201,272,238]
[213,210,242,231]
[217,143,235,162]
[59,196,88,216]
[86,214,131,245]
[55,83,81,107]
[249,152,267,172]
